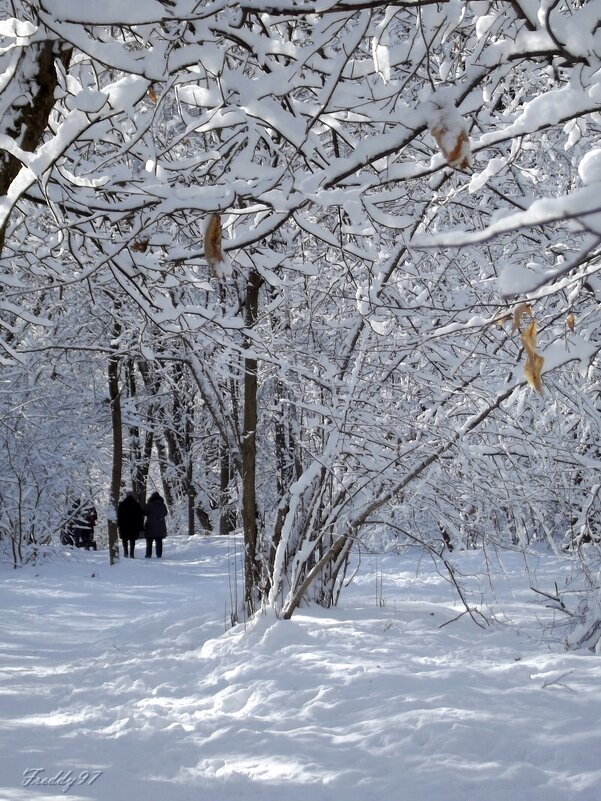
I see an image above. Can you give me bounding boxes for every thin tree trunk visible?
[187,427,195,537]
[125,359,153,503]
[132,429,153,505]
[107,324,123,565]
[219,443,236,535]
[242,267,263,615]
[155,436,175,509]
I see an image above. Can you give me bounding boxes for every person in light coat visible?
[143,492,168,558]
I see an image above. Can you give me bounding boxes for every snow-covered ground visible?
[1,537,601,801]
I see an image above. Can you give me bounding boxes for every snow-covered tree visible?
[1,1,601,625]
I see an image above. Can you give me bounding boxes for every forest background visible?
[2,0,601,644]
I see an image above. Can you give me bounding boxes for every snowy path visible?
[1,538,601,801]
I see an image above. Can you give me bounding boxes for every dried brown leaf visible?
[205,213,224,267]
[512,302,533,331]
[431,123,472,170]
[521,320,544,393]
[524,351,545,393]
[204,212,233,278]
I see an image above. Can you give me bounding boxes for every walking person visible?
[143,492,168,558]
[61,499,79,547]
[68,499,98,550]
[117,491,144,558]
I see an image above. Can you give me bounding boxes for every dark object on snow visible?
[60,526,75,547]
[62,500,98,550]
[143,492,168,558]
[117,492,144,558]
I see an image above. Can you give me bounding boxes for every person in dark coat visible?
[143,492,168,558]
[66,499,98,550]
[60,500,78,547]
[117,491,144,558]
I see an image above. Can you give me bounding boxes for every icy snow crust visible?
[1,537,600,800]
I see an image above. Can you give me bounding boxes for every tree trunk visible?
[125,359,153,504]
[107,325,123,565]
[242,267,263,615]
[219,443,236,535]
[0,39,72,252]
[186,428,196,537]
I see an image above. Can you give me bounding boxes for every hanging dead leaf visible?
[512,302,533,331]
[148,86,158,103]
[567,313,575,332]
[204,212,232,279]
[431,121,472,170]
[524,351,544,393]
[521,319,537,353]
[131,239,149,253]
[205,213,224,265]
[521,320,544,393]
